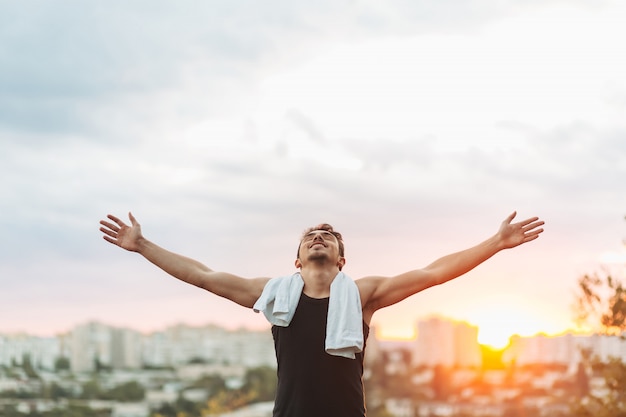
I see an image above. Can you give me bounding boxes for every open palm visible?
[99,212,144,252]
[498,211,544,249]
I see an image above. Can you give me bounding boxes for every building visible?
[413,317,481,368]
[69,322,114,372]
[0,333,64,370]
[142,324,275,368]
[503,332,626,368]
[111,328,142,370]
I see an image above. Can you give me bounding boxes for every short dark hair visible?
[297,223,345,258]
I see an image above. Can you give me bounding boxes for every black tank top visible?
[271,292,369,417]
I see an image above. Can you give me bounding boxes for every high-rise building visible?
[111,328,142,369]
[412,317,481,368]
[69,322,113,372]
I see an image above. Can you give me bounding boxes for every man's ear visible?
[337,257,346,269]
[295,258,302,269]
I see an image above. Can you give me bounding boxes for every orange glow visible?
[477,324,515,349]
[375,325,416,341]
[373,296,573,348]
[465,303,554,349]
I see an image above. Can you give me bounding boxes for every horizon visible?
[1,314,594,351]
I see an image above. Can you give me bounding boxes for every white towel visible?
[253,271,364,359]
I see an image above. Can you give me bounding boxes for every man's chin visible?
[306,254,330,263]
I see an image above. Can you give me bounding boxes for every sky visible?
[1,0,625,349]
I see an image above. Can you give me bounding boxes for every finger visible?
[103,235,118,245]
[523,234,540,243]
[518,217,541,228]
[99,220,120,233]
[107,214,126,228]
[129,211,138,226]
[100,227,118,238]
[524,228,544,239]
[522,220,544,232]
[504,211,517,224]
[524,229,543,241]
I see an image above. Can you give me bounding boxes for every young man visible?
[99,211,544,417]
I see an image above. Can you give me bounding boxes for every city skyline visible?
[0,313,592,350]
[2,315,620,372]
[1,1,626,347]
[2,310,612,416]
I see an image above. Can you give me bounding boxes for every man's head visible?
[296,223,345,270]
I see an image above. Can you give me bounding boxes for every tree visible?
[22,353,39,379]
[241,366,277,402]
[80,378,102,399]
[54,356,71,372]
[45,382,72,400]
[104,380,145,402]
[189,374,227,396]
[572,216,626,416]
[575,271,626,335]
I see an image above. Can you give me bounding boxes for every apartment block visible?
[412,317,481,368]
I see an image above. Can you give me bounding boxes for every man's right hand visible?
[99,212,144,252]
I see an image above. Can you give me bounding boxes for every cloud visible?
[3,0,605,138]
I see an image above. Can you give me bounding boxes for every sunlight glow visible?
[466,305,553,349]
[599,250,626,264]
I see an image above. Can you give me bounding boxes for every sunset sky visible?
[1,0,625,349]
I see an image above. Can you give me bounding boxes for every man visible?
[99,211,543,417]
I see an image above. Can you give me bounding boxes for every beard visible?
[306,251,331,264]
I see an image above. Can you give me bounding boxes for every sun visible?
[477,323,516,350]
[465,304,550,349]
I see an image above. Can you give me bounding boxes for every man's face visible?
[298,230,341,263]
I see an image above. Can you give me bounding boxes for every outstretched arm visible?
[99,212,269,308]
[359,212,544,318]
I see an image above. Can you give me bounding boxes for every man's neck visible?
[300,266,340,298]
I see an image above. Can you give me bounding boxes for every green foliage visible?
[93,356,111,373]
[79,379,102,399]
[103,380,145,402]
[0,405,23,417]
[189,374,227,395]
[241,366,277,402]
[0,389,39,399]
[152,367,277,417]
[202,389,255,415]
[153,395,202,417]
[22,353,40,379]
[45,404,110,417]
[54,356,71,371]
[79,378,144,402]
[44,382,72,400]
